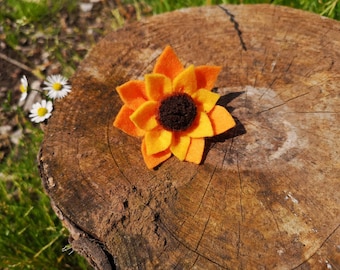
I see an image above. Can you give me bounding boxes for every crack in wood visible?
[193,165,217,217]
[218,5,247,51]
[257,92,310,114]
[195,215,211,251]
[158,217,229,269]
[291,224,340,269]
[236,152,245,223]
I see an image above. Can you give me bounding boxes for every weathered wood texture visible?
[39,4,340,269]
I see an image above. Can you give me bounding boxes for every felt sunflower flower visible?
[114,45,235,169]
[19,75,29,102]
[43,74,71,99]
[29,100,53,123]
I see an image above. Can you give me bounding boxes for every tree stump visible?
[39,4,340,269]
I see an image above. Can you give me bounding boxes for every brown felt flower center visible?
[158,93,197,131]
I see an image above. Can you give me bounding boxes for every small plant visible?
[0,125,89,269]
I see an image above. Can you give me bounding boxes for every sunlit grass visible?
[123,0,340,19]
[0,115,89,269]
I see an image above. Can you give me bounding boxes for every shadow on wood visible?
[39,4,340,269]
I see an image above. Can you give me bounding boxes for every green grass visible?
[0,0,80,78]
[127,0,340,19]
[0,0,339,269]
[0,112,89,269]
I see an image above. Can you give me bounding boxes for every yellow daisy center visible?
[20,84,27,93]
[52,82,62,91]
[157,93,197,131]
[37,107,48,117]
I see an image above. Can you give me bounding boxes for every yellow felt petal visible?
[153,45,184,80]
[185,138,205,164]
[116,80,147,110]
[145,74,172,101]
[185,111,214,138]
[192,89,220,113]
[170,135,190,161]
[195,66,222,91]
[173,65,197,95]
[130,101,159,131]
[145,128,173,155]
[113,105,145,137]
[142,139,172,169]
[208,105,236,135]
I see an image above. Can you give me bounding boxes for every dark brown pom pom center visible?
[158,93,197,131]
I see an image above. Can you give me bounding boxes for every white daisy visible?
[29,100,53,123]
[19,75,29,101]
[43,74,71,99]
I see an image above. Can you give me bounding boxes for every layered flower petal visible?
[153,45,184,80]
[208,105,236,135]
[113,105,145,137]
[185,111,214,138]
[145,128,172,155]
[142,139,172,169]
[192,89,220,113]
[173,65,197,94]
[130,101,158,131]
[145,74,172,101]
[116,80,147,110]
[195,66,222,90]
[113,45,236,169]
[170,135,190,161]
[185,138,205,164]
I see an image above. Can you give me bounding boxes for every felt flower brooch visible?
[113,45,235,169]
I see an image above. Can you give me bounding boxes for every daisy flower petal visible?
[29,100,53,123]
[43,74,71,99]
[19,75,29,102]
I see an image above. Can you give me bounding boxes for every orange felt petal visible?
[142,139,172,169]
[116,80,147,110]
[185,111,214,138]
[153,45,184,80]
[145,74,172,101]
[195,66,222,91]
[170,135,190,161]
[130,101,159,131]
[145,128,172,155]
[173,65,197,95]
[208,105,236,135]
[192,89,220,113]
[113,105,145,137]
[185,138,205,164]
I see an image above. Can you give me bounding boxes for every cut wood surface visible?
[39,4,340,269]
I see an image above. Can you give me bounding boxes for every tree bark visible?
[39,4,340,269]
